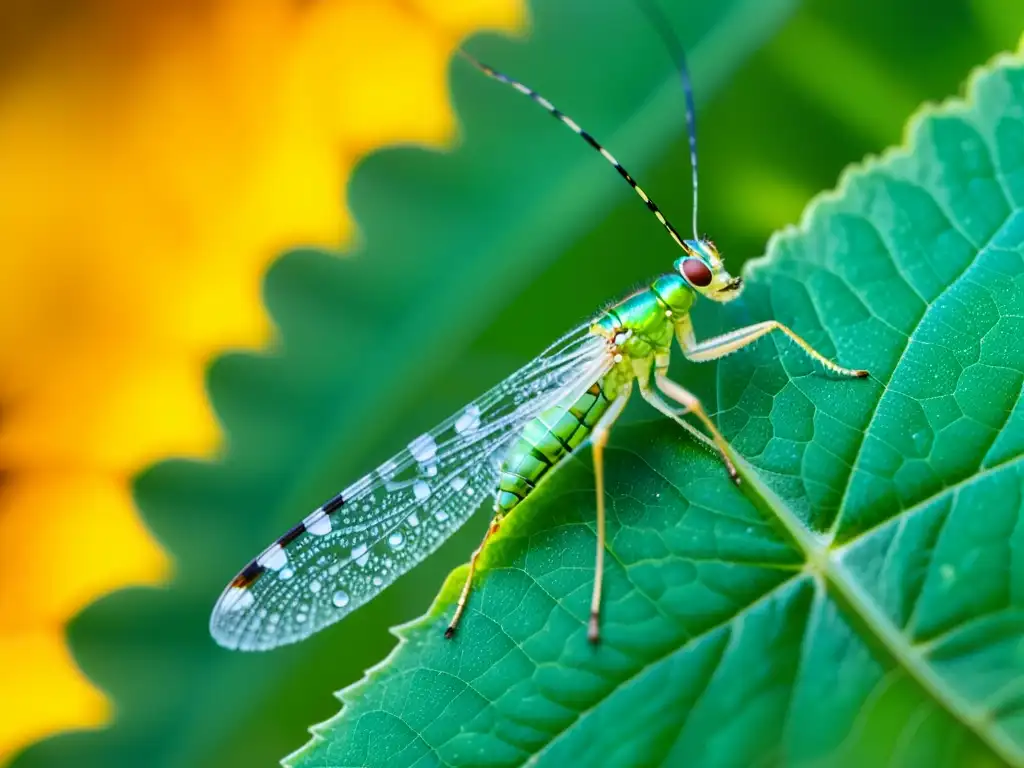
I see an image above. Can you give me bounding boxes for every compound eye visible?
[682,258,713,287]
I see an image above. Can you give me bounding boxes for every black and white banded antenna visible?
[457,49,694,256]
[634,0,701,242]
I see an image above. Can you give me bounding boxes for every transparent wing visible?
[210,321,611,651]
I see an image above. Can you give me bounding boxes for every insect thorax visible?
[591,273,693,360]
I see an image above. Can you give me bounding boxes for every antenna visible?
[458,49,691,255]
[635,0,700,241]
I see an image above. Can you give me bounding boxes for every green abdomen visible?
[496,379,613,514]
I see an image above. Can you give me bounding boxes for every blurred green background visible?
[13,0,1023,766]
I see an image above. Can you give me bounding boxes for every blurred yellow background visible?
[0,0,521,762]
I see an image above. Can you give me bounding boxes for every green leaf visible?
[288,47,1024,767]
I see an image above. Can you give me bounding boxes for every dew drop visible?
[455,405,481,434]
[309,579,322,594]
[408,433,438,463]
[388,531,405,550]
[332,590,350,608]
[413,480,431,502]
[296,613,307,624]
[372,575,384,587]
[279,567,295,580]
[351,543,370,567]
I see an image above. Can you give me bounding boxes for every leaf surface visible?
[290,47,1024,768]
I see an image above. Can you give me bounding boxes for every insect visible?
[210,24,869,653]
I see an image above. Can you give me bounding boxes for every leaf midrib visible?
[514,444,1024,767]
[695,114,1022,762]
[742,463,1023,767]
[736,199,1021,760]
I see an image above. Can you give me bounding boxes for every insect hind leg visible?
[446,511,504,639]
[588,387,631,644]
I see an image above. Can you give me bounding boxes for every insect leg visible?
[636,384,717,452]
[588,385,632,644]
[682,321,869,378]
[445,512,504,639]
[640,374,740,484]
[633,350,718,456]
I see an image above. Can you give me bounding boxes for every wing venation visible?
[210,322,611,650]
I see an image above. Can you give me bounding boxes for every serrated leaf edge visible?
[745,40,1024,284]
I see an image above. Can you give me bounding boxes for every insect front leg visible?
[587,385,632,644]
[446,512,504,639]
[680,320,869,378]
